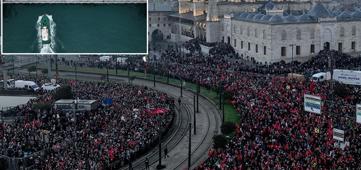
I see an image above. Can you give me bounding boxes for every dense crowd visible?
[149,48,361,169]
[0,79,175,169]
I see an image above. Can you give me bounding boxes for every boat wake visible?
[36,14,56,53]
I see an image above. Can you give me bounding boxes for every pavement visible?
[54,71,222,170]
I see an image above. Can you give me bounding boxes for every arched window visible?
[352,25,356,36]
[340,26,345,37]
[255,28,258,38]
[240,26,243,35]
[310,28,315,39]
[263,30,266,39]
[296,29,301,40]
[247,27,251,37]
[281,30,287,40]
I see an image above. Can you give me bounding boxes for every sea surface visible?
[3,4,147,53]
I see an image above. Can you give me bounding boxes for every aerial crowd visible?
[0,79,175,169]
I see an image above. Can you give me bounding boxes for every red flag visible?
[309,81,316,93]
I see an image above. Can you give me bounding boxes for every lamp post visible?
[156,115,165,169]
[188,123,191,170]
[127,60,130,83]
[143,56,148,78]
[180,79,183,98]
[193,94,196,135]
[106,59,109,82]
[289,44,295,77]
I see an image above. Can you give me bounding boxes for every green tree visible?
[41,69,48,75]
[27,66,37,76]
[221,121,236,135]
[53,85,73,100]
[213,134,228,149]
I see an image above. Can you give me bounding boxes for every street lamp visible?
[143,56,148,78]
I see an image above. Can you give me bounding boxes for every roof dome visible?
[261,15,272,22]
[246,13,255,20]
[239,13,249,19]
[254,13,264,20]
[308,3,332,18]
[351,10,361,19]
[269,15,283,23]
[298,14,316,22]
[285,15,297,22]
[265,1,275,10]
[337,11,352,21]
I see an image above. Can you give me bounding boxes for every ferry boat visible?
[40,14,51,44]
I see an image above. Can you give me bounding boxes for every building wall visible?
[224,19,361,64]
[148,12,172,41]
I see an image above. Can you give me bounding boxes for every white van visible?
[14,80,40,91]
[311,72,331,82]
[41,83,61,92]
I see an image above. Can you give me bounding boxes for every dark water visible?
[3,4,147,53]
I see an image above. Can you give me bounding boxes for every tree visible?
[27,66,37,76]
[221,121,236,135]
[213,134,228,149]
[41,69,48,75]
[53,85,73,100]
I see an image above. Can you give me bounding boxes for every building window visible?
[255,44,258,53]
[157,24,160,27]
[340,27,345,37]
[310,44,315,54]
[281,30,287,40]
[222,37,224,43]
[233,25,236,33]
[234,39,237,47]
[338,42,343,52]
[352,41,356,50]
[296,46,301,55]
[248,42,251,51]
[263,30,266,39]
[163,24,166,27]
[352,26,356,36]
[296,29,301,40]
[241,41,244,49]
[158,17,160,21]
[247,27,250,37]
[310,29,315,39]
[149,24,152,27]
[264,46,267,55]
[255,28,258,38]
[281,47,286,57]
[240,26,243,35]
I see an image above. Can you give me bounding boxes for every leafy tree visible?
[213,134,228,149]
[41,69,48,75]
[27,66,37,76]
[53,85,73,100]
[221,121,236,135]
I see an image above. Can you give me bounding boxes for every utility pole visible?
[180,79,183,97]
[106,60,109,82]
[196,83,199,113]
[193,94,196,135]
[188,123,191,170]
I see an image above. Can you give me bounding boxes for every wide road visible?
[56,71,222,170]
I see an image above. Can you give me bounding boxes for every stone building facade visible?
[222,2,361,64]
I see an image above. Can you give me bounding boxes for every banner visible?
[304,94,322,114]
[333,69,361,86]
[357,104,361,124]
[333,128,344,142]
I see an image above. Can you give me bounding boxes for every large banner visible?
[357,104,361,124]
[304,94,322,114]
[333,69,361,86]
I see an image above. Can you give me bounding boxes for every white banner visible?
[333,128,345,142]
[304,94,322,114]
[357,104,361,124]
[333,69,361,86]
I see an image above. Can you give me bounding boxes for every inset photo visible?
[2,2,147,54]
